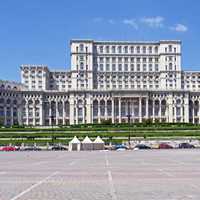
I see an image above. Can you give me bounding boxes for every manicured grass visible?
[1,123,200,145]
[1,130,200,138]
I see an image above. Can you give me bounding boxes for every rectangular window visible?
[136,46,140,53]
[99,46,103,53]
[99,64,104,71]
[106,64,110,71]
[99,57,104,63]
[112,64,116,71]
[155,64,159,71]
[137,64,140,71]
[130,46,134,53]
[149,46,152,54]
[112,57,116,63]
[169,45,172,52]
[143,64,147,71]
[143,57,146,63]
[124,64,128,71]
[106,46,110,53]
[130,64,134,71]
[112,46,116,53]
[143,46,146,54]
[131,57,134,63]
[118,64,122,71]
[149,64,153,71]
[124,46,128,53]
[118,46,122,53]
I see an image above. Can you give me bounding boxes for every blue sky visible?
[0,0,199,81]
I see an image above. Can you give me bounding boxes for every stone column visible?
[4,106,7,126]
[69,97,75,125]
[49,101,52,126]
[111,98,115,123]
[183,93,189,123]
[62,100,66,125]
[192,101,195,124]
[17,102,22,126]
[159,99,162,122]
[139,97,142,123]
[86,97,92,124]
[119,98,121,123]
[198,100,200,124]
[167,94,173,123]
[33,100,36,126]
[82,101,85,124]
[125,100,128,122]
[26,101,29,126]
[173,102,177,123]
[98,99,101,123]
[152,99,155,123]
[56,100,59,125]
[75,104,78,124]
[105,99,108,120]
[10,106,13,126]
[39,101,43,126]
[146,97,149,119]
[180,103,183,123]
[130,99,134,122]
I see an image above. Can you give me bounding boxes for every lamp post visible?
[127,100,131,148]
[50,115,54,144]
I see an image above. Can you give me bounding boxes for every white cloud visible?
[170,24,188,32]
[93,17,103,23]
[141,16,164,28]
[108,19,115,24]
[122,19,138,29]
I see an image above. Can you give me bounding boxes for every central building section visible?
[70,39,181,91]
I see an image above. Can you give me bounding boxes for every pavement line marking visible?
[9,171,59,200]
[107,170,117,200]
[105,152,109,167]
[69,161,76,166]
[190,183,199,190]
[32,161,47,166]
[158,169,174,177]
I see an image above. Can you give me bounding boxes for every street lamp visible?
[127,100,131,148]
[50,115,55,144]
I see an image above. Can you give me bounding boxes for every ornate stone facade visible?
[0,39,200,126]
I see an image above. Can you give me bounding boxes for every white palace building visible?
[1,39,200,126]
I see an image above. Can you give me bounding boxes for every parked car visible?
[159,143,173,149]
[114,144,128,150]
[134,144,151,150]
[178,143,195,149]
[51,146,67,151]
[0,146,17,151]
[23,146,42,151]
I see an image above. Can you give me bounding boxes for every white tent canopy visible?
[93,136,105,150]
[81,136,93,151]
[82,136,92,143]
[93,136,104,144]
[68,136,81,151]
[69,136,81,144]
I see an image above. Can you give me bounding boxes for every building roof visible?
[70,39,181,45]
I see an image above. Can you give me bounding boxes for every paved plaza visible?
[0,150,200,200]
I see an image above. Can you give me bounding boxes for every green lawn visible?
[1,123,200,145]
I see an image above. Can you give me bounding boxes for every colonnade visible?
[1,92,200,126]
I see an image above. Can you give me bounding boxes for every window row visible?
[95,45,159,54]
[97,57,159,63]
[97,64,159,72]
